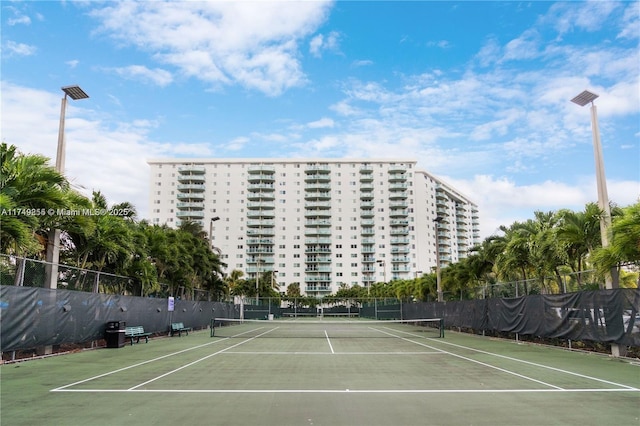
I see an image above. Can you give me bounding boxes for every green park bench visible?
[170,322,192,337]
[124,326,152,345]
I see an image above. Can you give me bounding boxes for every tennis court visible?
[1,318,638,425]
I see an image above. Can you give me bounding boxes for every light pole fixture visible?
[46,85,89,291]
[570,90,615,289]
[256,258,264,305]
[56,85,89,172]
[377,260,387,284]
[433,216,444,302]
[209,216,220,250]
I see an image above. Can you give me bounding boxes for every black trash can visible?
[105,320,126,348]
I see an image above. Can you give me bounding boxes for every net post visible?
[440,318,445,338]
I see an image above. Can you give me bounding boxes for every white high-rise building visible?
[147,159,480,296]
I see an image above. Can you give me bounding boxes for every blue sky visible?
[2,1,639,238]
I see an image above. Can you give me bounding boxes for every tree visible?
[0,143,70,255]
[591,201,640,280]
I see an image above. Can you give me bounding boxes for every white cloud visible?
[351,59,373,68]
[106,65,173,87]
[3,40,36,56]
[426,40,451,49]
[309,31,341,57]
[0,82,212,217]
[89,1,333,96]
[307,118,334,129]
[618,3,640,40]
[7,15,31,26]
[445,175,640,239]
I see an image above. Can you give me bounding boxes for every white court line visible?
[371,327,564,390]
[324,330,335,354]
[52,326,272,392]
[128,327,279,390]
[51,337,230,392]
[52,388,639,394]
[221,351,443,355]
[387,327,639,391]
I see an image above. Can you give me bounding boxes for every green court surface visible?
[1,320,639,426]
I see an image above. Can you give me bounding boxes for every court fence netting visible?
[1,284,638,360]
[210,317,445,339]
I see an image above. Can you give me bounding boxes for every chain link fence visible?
[1,254,132,294]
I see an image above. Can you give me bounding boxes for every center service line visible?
[325,330,335,354]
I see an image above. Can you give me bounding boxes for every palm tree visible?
[591,201,640,281]
[555,204,602,288]
[0,143,70,255]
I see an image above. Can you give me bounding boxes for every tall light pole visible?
[256,258,264,305]
[571,90,622,359]
[377,260,387,283]
[433,216,444,302]
[45,85,89,290]
[209,216,220,251]
[570,90,617,289]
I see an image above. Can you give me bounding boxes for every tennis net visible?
[211,318,444,339]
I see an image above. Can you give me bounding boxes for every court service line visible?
[128,327,279,391]
[51,336,231,392]
[371,327,564,390]
[390,328,638,391]
[324,330,335,354]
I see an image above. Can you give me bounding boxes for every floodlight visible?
[570,90,599,107]
[61,85,89,100]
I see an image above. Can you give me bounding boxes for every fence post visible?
[13,257,25,286]
[93,272,100,293]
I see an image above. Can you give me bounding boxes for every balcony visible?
[247,183,275,191]
[305,238,332,245]
[176,192,204,201]
[360,165,374,174]
[176,211,204,219]
[304,173,331,183]
[247,191,275,201]
[360,191,374,201]
[247,202,275,210]
[305,183,331,191]
[247,173,275,183]
[305,191,331,200]
[246,229,275,236]
[305,228,331,236]
[389,191,408,200]
[305,246,331,254]
[306,256,332,263]
[389,209,408,217]
[246,219,275,227]
[306,219,331,227]
[177,174,205,183]
[178,165,205,174]
[305,209,331,218]
[177,184,205,192]
[305,201,331,209]
[246,238,274,245]
[304,285,331,293]
[247,210,275,219]
[248,165,275,173]
[176,202,204,209]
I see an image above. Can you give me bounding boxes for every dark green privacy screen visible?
[1,286,638,352]
[0,286,237,352]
